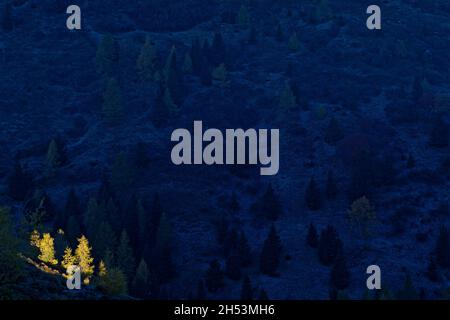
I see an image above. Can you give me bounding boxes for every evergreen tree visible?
[259,225,282,276]
[98,267,127,295]
[229,192,240,214]
[200,57,212,86]
[435,227,450,268]
[96,34,119,75]
[24,190,57,223]
[241,275,253,300]
[429,117,449,148]
[288,32,300,52]
[237,231,252,267]
[426,258,439,282]
[248,26,257,44]
[7,160,32,201]
[211,32,226,66]
[259,184,283,221]
[330,252,350,290]
[275,23,283,42]
[53,229,68,262]
[116,230,136,280]
[205,259,224,293]
[306,223,319,248]
[131,259,150,298]
[66,214,82,246]
[130,141,150,169]
[163,87,179,116]
[305,177,321,211]
[45,139,62,172]
[137,36,159,82]
[279,82,296,111]
[124,195,140,251]
[197,279,206,299]
[258,288,269,300]
[92,221,115,260]
[1,3,13,32]
[212,63,230,88]
[236,5,250,28]
[55,188,81,230]
[110,151,135,192]
[324,117,343,145]
[182,51,193,73]
[190,38,203,75]
[406,153,415,169]
[396,273,419,300]
[318,226,341,266]
[75,235,95,281]
[0,207,23,289]
[347,197,377,237]
[325,170,338,199]
[102,78,123,126]
[164,46,181,104]
[225,253,242,281]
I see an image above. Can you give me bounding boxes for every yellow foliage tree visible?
[348,196,377,237]
[38,233,58,265]
[75,235,94,280]
[61,247,76,270]
[98,260,107,277]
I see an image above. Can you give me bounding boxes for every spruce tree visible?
[182,51,193,73]
[211,32,226,66]
[330,252,350,290]
[279,82,296,112]
[429,117,449,148]
[116,230,136,280]
[347,197,377,237]
[258,288,269,300]
[238,231,252,267]
[435,227,450,268]
[205,259,224,293]
[190,38,203,75]
[288,32,300,52]
[131,259,150,298]
[325,170,338,199]
[1,3,13,32]
[8,160,32,201]
[225,253,242,281]
[236,5,250,28]
[259,225,282,276]
[98,267,127,295]
[45,139,62,171]
[0,207,23,287]
[102,78,123,126]
[406,153,415,169]
[110,151,135,192]
[305,177,321,211]
[318,226,341,266]
[92,221,116,260]
[259,184,283,221]
[137,36,159,82]
[200,57,212,86]
[96,34,119,75]
[164,46,181,104]
[306,223,319,248]
[324,117,343,145]
[241,275,253,300]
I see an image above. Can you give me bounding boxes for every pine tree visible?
[406,153,415,169]
[326,170,338,199]
[0,207,23,288]
[305,177,321,211]
[137,36,159,82]
[396,273,419,300]
[61,246,76,270]
[124,195,140,250]
[1,3,13,32]
[258,288,269,300]
[241,275,253,300]
[429,116,449,148]
[212,63,229,88]
[236,5,250,28]
[96,34,119,75]
[324,117,343,145]
[45,139,62,173]
[225,253,242,281]
[306,223,319,248]
[190,38,203,75]
[92,221,115,260]
[279,82,296,112]
[75,235,94,280]
[197,279,206,299]
[8,160,32,201]
[116,230,136,280]
[259,184,283,221]
[38,233,58,265]
[163,87,179,116]
[164,46,181,104]
[330,252,350,290]
[102,78,123,126]
[131,259,150,298]
[211,32,226,66]
[347,196,377,237]
[259,225,282,276]
[183,51,193,73]
[98,267,127,295]
[288,32,300,52]
[318,226,341,266]
[205,259,224,293]
[237,231,252,267]
[110,151,135,192]
[435,227,450,268]
[55,188,81,230]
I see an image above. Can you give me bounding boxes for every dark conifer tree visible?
[237,231,252,267]
[190,38,203,75]
[1,3,13,32]
[276,23,283,42]
[259,225,282,276]
[306,223,319,248]
[131,259,150,298]
[324,117,343,145]
[406,153,415,169]
[131,141,150,168]
[259,184,283,221]
[412,76,423,103]
[214,216,229,246]
[426,258,439,282]
[211,32,226,66]
[435,227,450,268]
[241,275,253,300]
[197,279,206,299]
[229,192,240,214]
[330,252,350,290]
[205,259,224,293]
[325,170,338,199]
[124,195,140,251]
[429,117,449,148]
[223,228,239,257]
[305,177,321,211]
[258,288,269,300]
[225,253,242,281]
[248,27,257,44]
[66,215,81,246]
[200,57,212,86]
[156,242,175,283]
[8,160,32,201]
[318,226,341,266]
[116,230,136,280]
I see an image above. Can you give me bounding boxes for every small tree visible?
[330,252,350,290]
[205,259,224,293]
[318,226,341,266]
[98,267,127,295]
[96,34,119,75]
[212,63,230,88]
[325,170,338,199]
[116,230,136,280]
[61,247,76,270]
[36,233,58,265]
[75,235,95,281]
[131,259,150,298]
[102,78,123,126]
[305,177,321,211]
[137,36,159,82]
[241,275,253,300]
[45,139,62,171]
[110,152,135,192]
[259,225,282,276]
[288,32,300,52]
[324,117,343,145]
[182,52,193,73]
[435,227,450,268]
[236,5,250,28]
[0,207,23,287]
[347,197,377,237]
[8,160,32,201]
[257,184,283,221]
[306,223,319,248]
[279,82,296,112]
